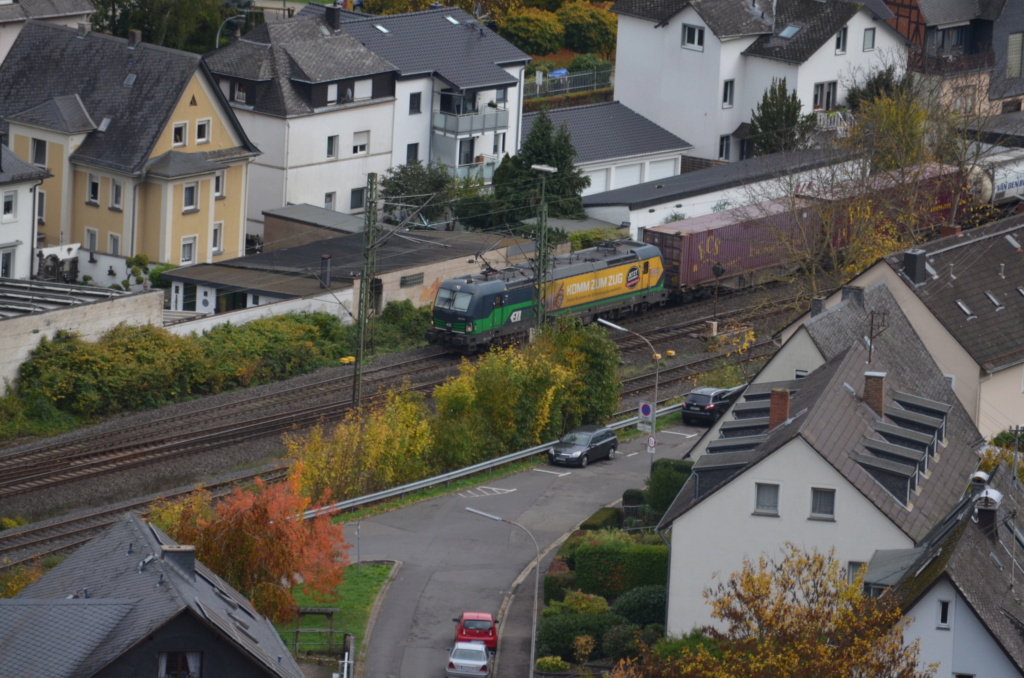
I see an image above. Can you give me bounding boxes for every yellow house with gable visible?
[0,22,259,268]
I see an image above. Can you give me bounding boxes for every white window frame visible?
[722,79,734,108]
[211,221,223,254]
[353,79,372,100]
[182,181,198,212]
[1010,33,1024,78]
[181,235,197,265]
[196,118,211,144]
[2,190,15,221]
[327,135,339,159]
[234,81,248,103]
[353,131,369,155]
[214,170,226,199]
[938,599,951,629]
[0,248,12,277]
[847,561,866,584]
[36,189,45,224]
[172,121,187,147]
[110,179,123,210]
[718,135,731,160]
[108,232,120,256]
[863,27,876,51]
[754,482,780,515]
[493,132,505,156]
[327,83,339,104]
[813,81,838,110]
[810,487,836,519]
[835,26,848,53]
[407,142,419,164]
[325,191,336,211]
[85,226,99,251]
[351,187,365,210]
[87,173,100,204]
[409,91,422,114]
[31,138,46,167]
[682,23,704,51]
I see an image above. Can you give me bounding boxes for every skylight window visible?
[123,73,137,87]
[779,24,801,38]
[375,24,389,33]
[446,15,459,24]
[1018,286,1024,298]
[1007,234,1022,250]
[98,117,111,132]
[985,290,1005,311]
[320,25,330,36]
[956,300,976,320]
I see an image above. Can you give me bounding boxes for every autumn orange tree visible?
[611,543,934,678]
[150,478,348,623]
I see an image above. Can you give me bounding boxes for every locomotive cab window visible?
[643,261,649,273]
[493,296,504,307]
[435,288,473,312]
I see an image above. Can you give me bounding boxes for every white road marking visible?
[626,452,639,458]
[663,431,699,438]
[533,468,571,477]
[458,486,519,498]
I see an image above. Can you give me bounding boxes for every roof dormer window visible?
[779,24,801,39]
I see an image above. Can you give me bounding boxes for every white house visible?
[863,465,1024,676]
[660,283,983,634]
[611,0,905,161]
[522,102,693,196]
[206,4,530,236]
[0,145,49,279]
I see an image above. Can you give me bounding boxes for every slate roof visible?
[916,0,1004,26]
[522,102,692,165]
[744,0,871,64]
[0,145,51,186]
[145,150,230,179]
[612,0,773,38]
[0,22,258,175]
[4,514,304,678]
[204,17,398,118]
[873,464,1024,672]
[660,282,983,543]
[582,148,838,209]
[306,6,531,90]
[883,215,1024,372]
[6,94,95,133]
[0,0,94,24]
[264,203,366,233]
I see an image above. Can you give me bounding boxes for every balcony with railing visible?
[432,107,509,137]
[914,48,994,75]
[453,154,500,182]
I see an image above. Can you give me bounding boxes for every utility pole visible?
[353,173,379,406]
[531,164,556,329]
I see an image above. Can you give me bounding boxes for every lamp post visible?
[466,507,539,677]
[530,164,557,329]
[215,14,246,49]
[597,317,660,469]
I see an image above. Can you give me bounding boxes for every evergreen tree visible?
[748,78,815,156]
[492,109,590,225]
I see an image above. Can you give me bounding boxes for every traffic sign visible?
[638,401,654,433]
[646,435,656,455]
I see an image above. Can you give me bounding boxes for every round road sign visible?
[647,435,656,448]
[640,403,653,417]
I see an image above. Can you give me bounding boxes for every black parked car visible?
[682,385,744,425]
[549,425,618,468]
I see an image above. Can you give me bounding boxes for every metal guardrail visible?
[523,68,614,99]
[302,403,683,521]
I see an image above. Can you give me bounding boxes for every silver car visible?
[445,641,491,677]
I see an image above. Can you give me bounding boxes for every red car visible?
[453,611,498,651]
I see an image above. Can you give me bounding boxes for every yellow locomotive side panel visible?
[544,256,664,311]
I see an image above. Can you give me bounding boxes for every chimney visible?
[970,470,990,495]
[128,29,142,48]
[840,285,864,306]
[320,253,331,288]
[975,488,1003,538]
[161,545,196,581]
[810,297,826,317]
[769,388,790,430]
[863,371,886,417]
[325,3,343,30]
[940,224,962,239]
[902,249,927,285]
[77,22,91,37]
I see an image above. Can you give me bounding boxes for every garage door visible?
[584,169,608,196]
[648,159,676,180]
[614,164,642,188]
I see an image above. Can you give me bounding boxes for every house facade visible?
[207,4,529,236]
[0,22,259,270]
[612,0,904,161]
[660,283,983,634]
[0,146,49,279]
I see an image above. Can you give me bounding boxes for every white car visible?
[445,641,491,677]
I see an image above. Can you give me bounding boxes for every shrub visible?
[536,612,629,661]
[568,228,622,251]
[535,656,570,672]
[574,541,668,598]
[556,1,616,55]
[568,53,611,73]
[622,488,646,506]
[0,515,28,531]
[642,623,666,646]
[645,460,693,515]
[602,623,642,663]
[543,590,610,617]
[500,8,563,56]
[523,88,614,114]
[612,585,667,626]
[147,262,177,289]
[580,506,622,530]
[545,569,577,604]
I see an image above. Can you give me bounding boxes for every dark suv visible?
[549,426,618,468]
[682,386,744,425]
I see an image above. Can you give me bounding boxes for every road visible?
[353,422,702,678]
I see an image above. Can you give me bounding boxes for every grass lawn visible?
[276,562,392,659]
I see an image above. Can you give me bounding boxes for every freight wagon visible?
[426,240,667,353]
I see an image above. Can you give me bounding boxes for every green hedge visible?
[536,612,629,661]
[523,87,613,113]
[574,542,668,598]
[580,506,622,531]
[612,585,667,626]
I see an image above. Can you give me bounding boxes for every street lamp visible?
[597,317,660,469]
[531,164,557,329]
[466,506,540,677]
[215,14,246,49]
